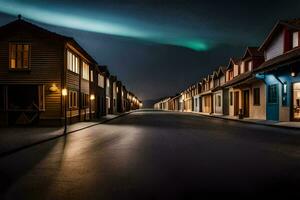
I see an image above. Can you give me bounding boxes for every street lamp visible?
[90,94,95,120]
[62,88,68,134]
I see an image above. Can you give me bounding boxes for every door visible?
[267,84,279,121]
[292,82,300,121]
[223,89,229,115]
[243,90,250,117]
[234,91,239,116]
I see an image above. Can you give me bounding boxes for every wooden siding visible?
[265,30,284,61]
[0,27,65,122]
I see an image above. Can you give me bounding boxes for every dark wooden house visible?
[0,17,97,126]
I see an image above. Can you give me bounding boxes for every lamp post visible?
[90,94,95,120]
[62,88,68,134]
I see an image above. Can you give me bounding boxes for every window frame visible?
[82,62,89,80]
[67,50,79,74]
[9,43,31,70]
[253,88,260,106]
[68,90,78,109]
[293,31,299,48]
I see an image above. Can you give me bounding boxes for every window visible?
[268,84,278,103]
[229,70,233,80]
[9,43,30,69]
[81,93,89,108]
[248,61,253,71]
[98,74,105,88]
[293,32,299,48]
[230,92,233,106]
[195,98,198,107]
[82,62,89,80]
[67,50,79,74]
[217,95,221,107]
[69,91,78,108]
[253,88,260,106]
[106,78,110,88]
[90,70,93,82]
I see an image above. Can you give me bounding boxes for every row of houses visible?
[0,16,142,126]
[155,18,300,122]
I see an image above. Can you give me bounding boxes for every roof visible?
[254,47,300,73]
[222,71,252,88]
[0,18,97,64]
[227,58,241,69]
[214,66,226,78]
[242,47,263,59]
[259,19,300,51]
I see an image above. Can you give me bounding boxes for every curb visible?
[0,111,134,158]
[190,112,300,131]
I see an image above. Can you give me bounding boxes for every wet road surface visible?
[0,111,300,199]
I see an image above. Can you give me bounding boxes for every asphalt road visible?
[0,111,300,199]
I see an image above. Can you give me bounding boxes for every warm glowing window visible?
[90,70,94,82]
[67,50,79,74]
[9,43,30,69]
[82,62,89,80]
[98,74,105,88]
[248,61,253,71]
[106,78,110,88]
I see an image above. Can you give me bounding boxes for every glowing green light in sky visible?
[0,0,210,51]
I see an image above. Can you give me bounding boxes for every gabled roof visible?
[216,66,226,77]
[227,58,241,69]
[259,19,300,51]
[0,18,97,64]
[254,47,300,73]
[242,47,264,59]
[212,70,219,79]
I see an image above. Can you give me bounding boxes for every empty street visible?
[0,111,299,199]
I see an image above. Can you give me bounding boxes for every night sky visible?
[0,0,299,102]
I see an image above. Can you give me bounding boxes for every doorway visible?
[234,91,239,116]
[292,82,300,121]
[243,90,250,117]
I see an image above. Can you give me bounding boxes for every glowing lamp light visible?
[62,88,68,96]
[49,84,58,92]
[291,72,296,77]
[90,94,95,100]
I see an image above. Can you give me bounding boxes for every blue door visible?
[267,84,279,121]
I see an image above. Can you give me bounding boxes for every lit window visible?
[106,79,110,88]
[67,50,79,74]
[293,32,299,48]
[90,70,94,82]
[9,43,30,69]
[248,61,253,71]
[82,62,89,80]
